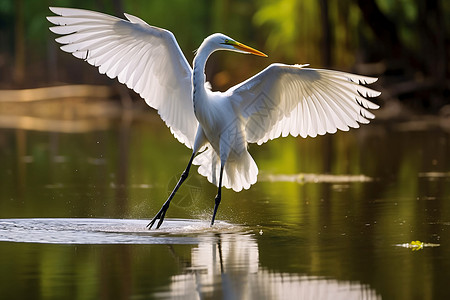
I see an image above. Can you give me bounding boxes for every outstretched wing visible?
[228,63,380,145]
[47,7,197,148]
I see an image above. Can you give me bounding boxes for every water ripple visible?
[0,218,239,245]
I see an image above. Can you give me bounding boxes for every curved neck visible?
[193,49,208,86]
[192,42,215,110]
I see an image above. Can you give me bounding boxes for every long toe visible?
[147,210,163,229]
[146,217,158,229]
[147,204,169,229]
[156,210,167,229]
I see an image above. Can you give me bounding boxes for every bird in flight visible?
[47,7,380,229]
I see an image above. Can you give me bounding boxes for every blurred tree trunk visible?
[112,0,124,14]
[356,0,448,110]
[356,0,402,59]
[416,0,447,81]
[319,0,332,67]
[356,0,448,78]
[14,0,25,85]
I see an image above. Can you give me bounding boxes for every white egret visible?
[47,7,380,229]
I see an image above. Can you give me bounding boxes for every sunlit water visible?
[0,109,449,299]
[0,218,239,244]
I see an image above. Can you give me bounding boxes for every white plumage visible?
[47,7,380,228]
[48,7,197,148]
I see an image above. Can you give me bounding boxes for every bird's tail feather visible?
[193,146,258,192]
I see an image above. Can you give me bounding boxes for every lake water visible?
[0,107,449,299]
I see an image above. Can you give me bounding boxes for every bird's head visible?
[206,33,267,57]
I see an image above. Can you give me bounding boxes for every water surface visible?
[0,109,449,299]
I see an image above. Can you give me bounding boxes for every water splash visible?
[0,218,241,245]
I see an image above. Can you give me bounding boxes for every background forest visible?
[0,0,449,112]
[1,2,450,299]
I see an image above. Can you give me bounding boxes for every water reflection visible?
[156,233,380,299]
[1,104,449,299]
[0,218,381,298]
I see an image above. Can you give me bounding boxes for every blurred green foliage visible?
[0,0,449,109]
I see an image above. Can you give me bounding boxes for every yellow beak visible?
[228,40,268,57]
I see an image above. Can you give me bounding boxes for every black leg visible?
[147,152,196,229]
[211,165,224,226]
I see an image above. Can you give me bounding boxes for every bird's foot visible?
[147,202,169,229]
[210,194,221,226]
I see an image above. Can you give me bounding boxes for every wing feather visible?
[229,64,380,145]
[48,7,197,148]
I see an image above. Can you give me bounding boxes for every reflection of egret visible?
[155,233,381,299]
[47,7,380,228]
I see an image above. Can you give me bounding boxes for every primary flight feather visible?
[47,7,380,229]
